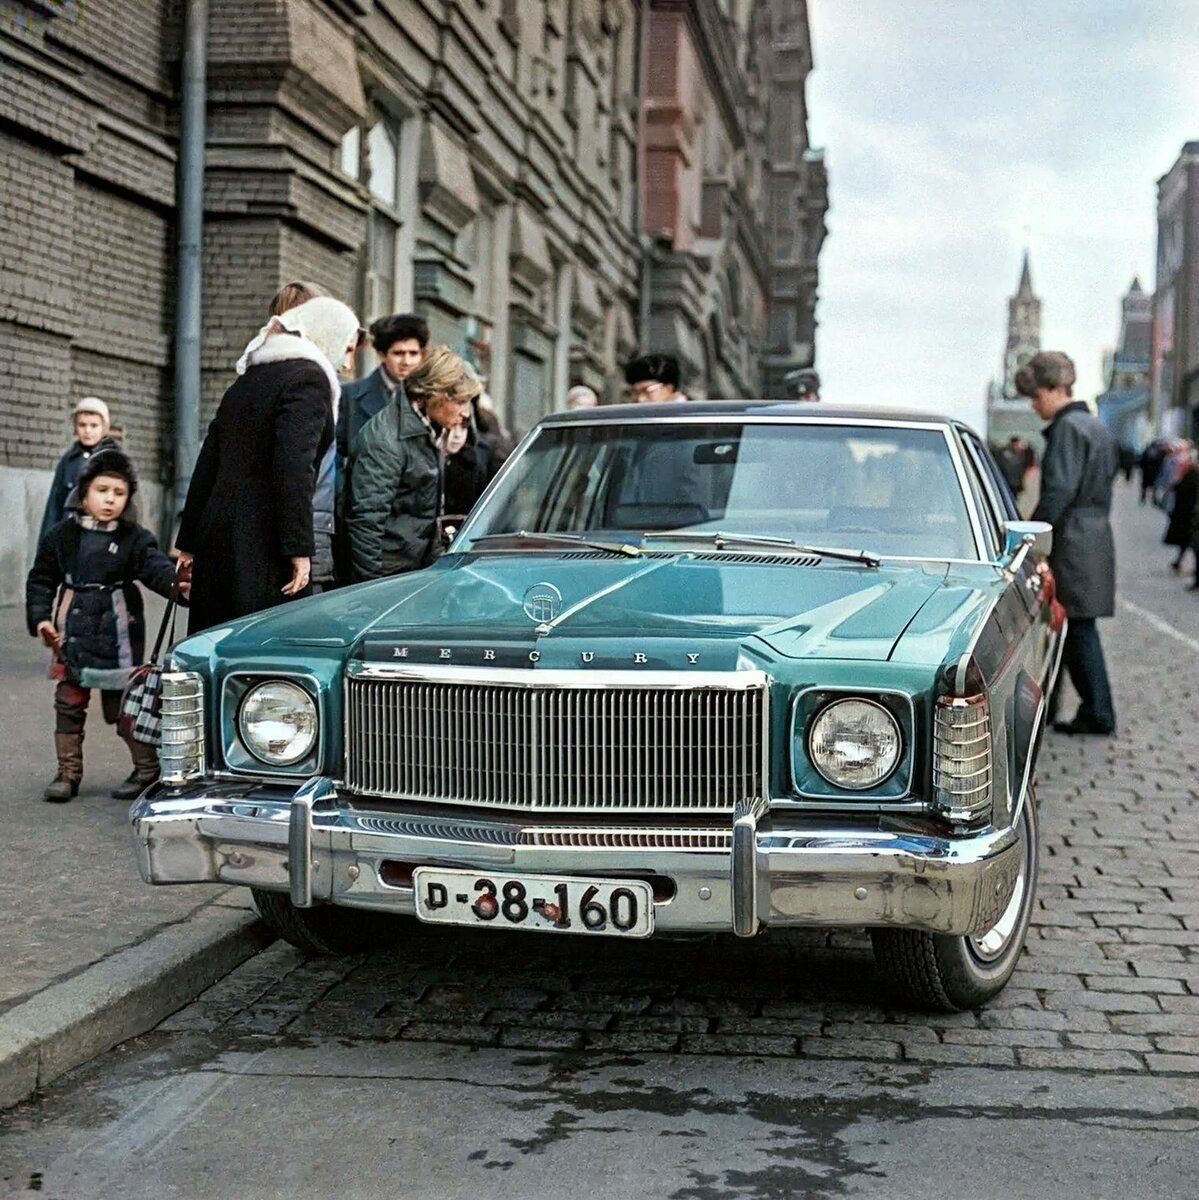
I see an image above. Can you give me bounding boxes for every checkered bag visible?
[118,599,177,746]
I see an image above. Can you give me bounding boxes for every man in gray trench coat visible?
[1018,351,1119,735]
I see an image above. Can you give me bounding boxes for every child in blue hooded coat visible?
[26,448,182,802]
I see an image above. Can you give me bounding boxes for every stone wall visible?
[0,0,176,602]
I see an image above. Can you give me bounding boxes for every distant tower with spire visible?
[1002,252,1042,399]
[1095,277,1152,448]
[985,252,1048,451]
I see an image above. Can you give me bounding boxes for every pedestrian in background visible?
[996,435,1035,498]
[475,391,516,470]
[266,280,342,592]
[623,353,688,402]
[566,384,599,410]
[338,313,430,459]
[1019,351,1119,736]
[1139,439,1166,505]
[1163,448,1198,575]
[175,296,361,633]
[38,397,122,544]
[442,416,490,519]
[348,345,482,581]
[26,449,182,802]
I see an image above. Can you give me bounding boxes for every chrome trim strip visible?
[942,425,989,560]
[346,662,768,690]
[537,415,960,430]
[957,430,1009,556]
[1012,616,1068,818]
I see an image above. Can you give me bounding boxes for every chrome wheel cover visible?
[968,810,1030,963]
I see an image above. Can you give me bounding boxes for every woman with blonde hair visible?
[348,344,482,580]
[176,294,361,631]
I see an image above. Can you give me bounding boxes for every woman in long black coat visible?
[177,297,361,634]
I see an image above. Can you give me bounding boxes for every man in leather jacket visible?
[1020,351,1119,735]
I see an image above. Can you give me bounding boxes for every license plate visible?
[412,867,654,938]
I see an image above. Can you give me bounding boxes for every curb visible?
[0,903,273,1109]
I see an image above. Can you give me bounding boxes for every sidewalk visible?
[0,598,268,1104]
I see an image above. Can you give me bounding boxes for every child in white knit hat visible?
[38,397,121,545]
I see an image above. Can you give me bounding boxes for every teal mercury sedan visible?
[133,403,1064,1011]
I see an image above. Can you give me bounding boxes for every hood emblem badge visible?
[523,582,562,626]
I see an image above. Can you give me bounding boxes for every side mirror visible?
[1001,520,1052,559]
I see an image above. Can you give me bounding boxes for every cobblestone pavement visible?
[136,483,1199,1074]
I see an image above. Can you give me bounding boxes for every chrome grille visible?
[344,669,767,812]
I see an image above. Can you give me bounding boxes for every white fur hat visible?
[236,297,361,421]
[74,396,111,428]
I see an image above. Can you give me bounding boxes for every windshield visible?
[456,421,979,560]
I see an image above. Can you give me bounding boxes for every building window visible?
[344,117,402,322]
[367,122,398,206]
[339,127,361,180]
[369,214,397,323]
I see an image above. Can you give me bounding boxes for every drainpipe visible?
[635,2,653,348]
[171,0,207,535]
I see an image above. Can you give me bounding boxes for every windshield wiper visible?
[468,531,642,558]
[645,530,881,567]
[792,543,882,567]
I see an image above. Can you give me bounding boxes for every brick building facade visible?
[1152,142,1199,440]
[0,0,825,602]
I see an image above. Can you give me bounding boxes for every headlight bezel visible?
[222,672,322,776]
[789,687,915,802]
[807,697,903,791]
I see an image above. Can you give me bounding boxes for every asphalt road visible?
[2,481,1197,1199]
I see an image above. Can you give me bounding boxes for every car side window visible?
[957,433,1004,557]
[966,431,1020,522]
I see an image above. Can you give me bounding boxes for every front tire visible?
[251,888,400,956]
[871,793,1038,1011]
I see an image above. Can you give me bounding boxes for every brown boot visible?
[44,732,83,802]
[113,737,159,800]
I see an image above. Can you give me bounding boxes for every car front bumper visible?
[131,777,1023,938]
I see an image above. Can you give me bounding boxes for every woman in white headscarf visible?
[176,296,361,633]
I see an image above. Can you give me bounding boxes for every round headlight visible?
[808,698,901,790]
[238,680,317,767]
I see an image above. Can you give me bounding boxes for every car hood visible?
[206,552,950,665]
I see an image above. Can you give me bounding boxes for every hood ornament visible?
[523,583,562,626]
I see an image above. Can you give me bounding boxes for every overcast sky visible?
[805,0,1199,432]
